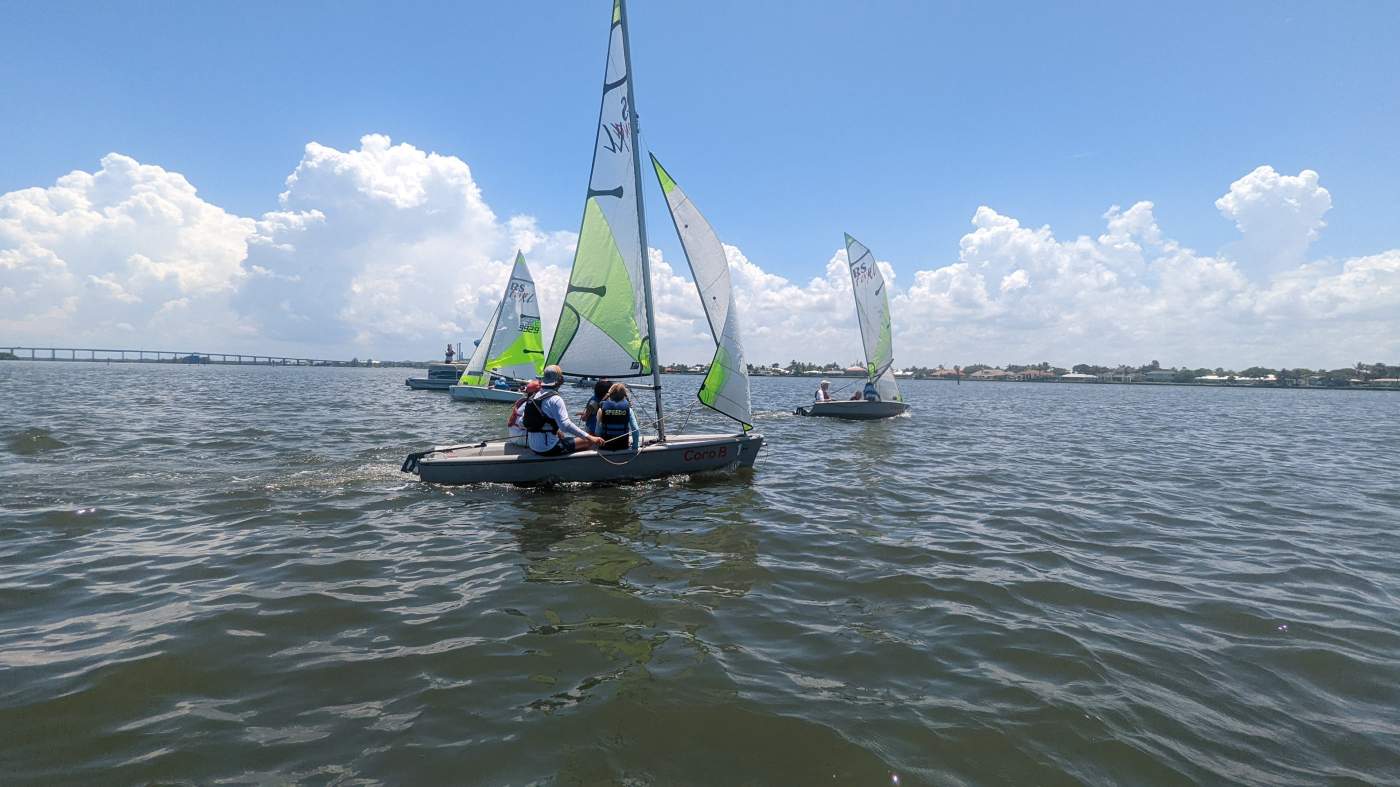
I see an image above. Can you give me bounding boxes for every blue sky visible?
[4,0,1397,277]
[3,1,1398,366]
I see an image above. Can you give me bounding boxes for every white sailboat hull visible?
[796,400,909,420]
[448,385,523,403]
[409,432,763,485]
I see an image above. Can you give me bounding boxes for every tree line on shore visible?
[744,359,1399,386]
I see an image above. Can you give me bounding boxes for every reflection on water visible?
[2,362,1399,785]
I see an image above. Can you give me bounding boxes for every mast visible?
[619,0,666,440]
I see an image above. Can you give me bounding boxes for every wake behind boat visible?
[798,234,909,420]
[404,0,762,486]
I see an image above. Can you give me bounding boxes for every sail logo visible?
[602,120,630,154]
[851,260,879,284]
[601,97,632,155]
[519,316,541,334]
[506,282,535,302]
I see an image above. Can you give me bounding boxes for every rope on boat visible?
[401,441,484,473]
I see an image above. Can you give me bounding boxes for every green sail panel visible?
[462,251,545,384]
[844,233,902,402]
[652,154,752,429]
[545,0,651,378]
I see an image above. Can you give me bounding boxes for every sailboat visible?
[448,251,545,403]
[796,234,910,420]
[402,0,763,485]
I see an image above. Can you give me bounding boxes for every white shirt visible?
[814,386,832,402]
[526,389,591,452]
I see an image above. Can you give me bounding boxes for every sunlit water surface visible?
[2,362,1398,785]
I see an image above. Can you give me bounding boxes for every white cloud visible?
[1,144,1396,369]
[1215,165,1332,270]
[0,153,253,347]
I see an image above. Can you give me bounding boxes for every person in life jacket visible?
[522,365,604,456]
[506,379,542,446]
[596,383,640,451]
[580,378,612,435]
[814,379,833,402]
[862,380,879,401]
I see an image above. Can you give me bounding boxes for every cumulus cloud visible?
[1,142,1396,368]
[0,154,254,346]
[1215,165,1332,270]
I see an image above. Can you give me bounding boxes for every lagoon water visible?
[2,361,1398,785]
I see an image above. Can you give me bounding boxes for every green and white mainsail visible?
[459,251,545,385]
[652,154,752,429]
[545,0,653,379]
[844,233,902,402]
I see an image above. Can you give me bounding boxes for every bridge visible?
[0,346,368,366]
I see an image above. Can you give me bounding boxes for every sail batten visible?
[652,154,752,429]
[844,234,902,402]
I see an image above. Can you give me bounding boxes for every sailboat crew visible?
[581,378,613,435]
[814,379,833,402]
[444,344,456,363]
[506,379,542,446]
[521,365,604,456]
[597,383,640,451]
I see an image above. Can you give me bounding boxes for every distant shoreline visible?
[738,372,1399,391]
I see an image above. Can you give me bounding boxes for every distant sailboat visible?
[403,0,763,484]
[797,234,910,419]
[449,251,545,403]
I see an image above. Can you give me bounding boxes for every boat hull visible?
[411,432,763,485]
[406,363,468,390]
[795,400,909,420]
[448,385,522,403]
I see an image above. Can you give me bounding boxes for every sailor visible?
[814,379,833,402]
[581,378,612,435]
[490,375,512,390]
[506,379,542,446]
[596,383,640,451]
[522,365,604,456]
[444,344,456,363]
[862,381,879,401]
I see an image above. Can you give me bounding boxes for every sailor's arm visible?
[548,397,602,444]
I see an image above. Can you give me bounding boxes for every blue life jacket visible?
[598,398,631,448]
[863,382,879,401]
[584,396,601,434]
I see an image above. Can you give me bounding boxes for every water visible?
[2,362,1397,785]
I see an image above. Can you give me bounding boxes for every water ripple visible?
[1,362,1398,785]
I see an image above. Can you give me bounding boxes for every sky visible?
[2,0,1398,369]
